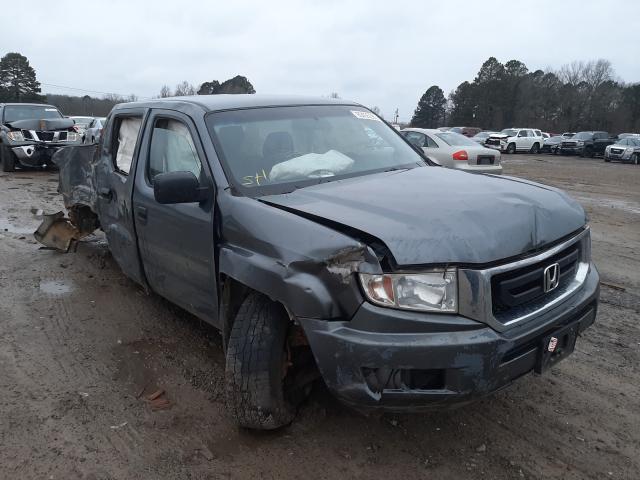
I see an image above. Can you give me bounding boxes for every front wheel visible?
[225,293,306,430]
[632,153,639,165]
[583,147,594,158]
[506,143,516,154]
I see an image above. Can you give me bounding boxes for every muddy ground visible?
[0,154,638,480]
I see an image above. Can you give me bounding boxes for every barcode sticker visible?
[351,110,382,122]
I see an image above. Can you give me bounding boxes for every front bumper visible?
[486,143,506,152]
[10,142,74,167]
[605,152,631,161]
[300,263,599,412]
[560,146,582,155]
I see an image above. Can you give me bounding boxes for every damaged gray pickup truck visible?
[0,103,82,171]
[41,95,599,430]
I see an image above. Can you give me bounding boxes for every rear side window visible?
[424,135,439,148]
[403,131,426,148]
[148,118,202,182]
[112,117,142,175]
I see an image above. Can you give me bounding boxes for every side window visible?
[534,130,542,137]
[148,118,202,182]
[404,131,426,147]
[425,134,439,148]
[112,116,142,175]
[518,130,527,137]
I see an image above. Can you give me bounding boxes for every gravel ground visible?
[0,154,638,480]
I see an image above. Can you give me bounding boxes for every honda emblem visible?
[543,262,560,293]
[548,337,558,352]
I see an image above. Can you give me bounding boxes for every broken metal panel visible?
[34,211,96,252]
[217,195,381,320]
[53,145,100,212]
[34,145,101,252]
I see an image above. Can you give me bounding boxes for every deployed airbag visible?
[269,150,354,181]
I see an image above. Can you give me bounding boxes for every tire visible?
[583,146,594,158]
[604,157,611,162]
[632,153,639,165]
[0,145,16,172]
[530,143,540,154]
[506,143,516,154]
[225,292,298,430]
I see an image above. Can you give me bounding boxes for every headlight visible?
[359,270,457,313]
[7,131,24,142]
[66,132,80,142]
[575,140,584,146]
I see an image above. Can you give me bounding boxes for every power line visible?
[40,82,152,99]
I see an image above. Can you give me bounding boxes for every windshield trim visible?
[205,105,430,197]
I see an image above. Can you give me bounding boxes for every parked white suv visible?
[486,128,545,154]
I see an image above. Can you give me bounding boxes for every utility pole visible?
[394,108,399,124]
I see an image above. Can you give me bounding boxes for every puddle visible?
[39,280,73,295]
[0,217,35,235]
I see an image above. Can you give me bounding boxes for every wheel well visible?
[219,275,291,349]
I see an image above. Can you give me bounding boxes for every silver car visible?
[604,137,640,164]
[402,128,502,174]
[82,117,107,144]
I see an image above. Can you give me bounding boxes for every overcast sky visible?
[2,0,639,121]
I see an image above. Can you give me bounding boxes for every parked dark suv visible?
[41,95,599,430]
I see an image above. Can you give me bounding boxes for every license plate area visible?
[477,156,494,165]
[535,320,580,374]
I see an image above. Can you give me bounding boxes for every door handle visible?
[98,187,113,201]
[136,206,148,224]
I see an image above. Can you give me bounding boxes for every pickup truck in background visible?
[38,95,600,430]
[0,103,82,171]
[560,131,616,157]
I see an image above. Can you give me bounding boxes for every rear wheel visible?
[225,293,312,430]
[0,145,16,172]
[506,143,516,154]
[530,143,540,154]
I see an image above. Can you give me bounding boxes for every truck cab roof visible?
[113,94,359,114]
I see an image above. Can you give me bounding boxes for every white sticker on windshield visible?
[351,110,382,122]
[45,108,58,111]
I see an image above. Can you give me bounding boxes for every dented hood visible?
[261,167,586,266]
[5,117,74,131]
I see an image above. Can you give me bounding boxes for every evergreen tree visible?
[0,52,43,102]
[410,86,446,128]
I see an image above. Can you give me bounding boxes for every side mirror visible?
[153,171,209,204]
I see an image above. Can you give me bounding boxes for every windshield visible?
[473,132,489,139]
[501,129,518,137]
[72,116,93,125]
[3,105,63,123]
[575,132,592,140]
[435,132,478,147]
[206,105,425,195]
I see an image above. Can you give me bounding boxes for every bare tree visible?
[329,92,340,99]
[174,81,196,96]
[159,85,172,98]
